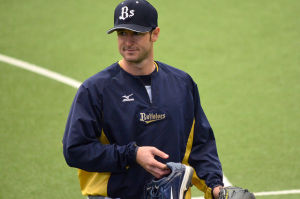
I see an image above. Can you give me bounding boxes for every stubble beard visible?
[121,45,152,64]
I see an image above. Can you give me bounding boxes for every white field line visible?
[2,53,299,198]
[223,174,232,187]
[192,189,300,199]
[254,189,300,196]
[0,53,81,89]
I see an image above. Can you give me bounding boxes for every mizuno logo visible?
[122,94,134,102]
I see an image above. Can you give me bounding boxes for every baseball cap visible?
[107,0,158,34]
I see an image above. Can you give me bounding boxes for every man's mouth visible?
[124,47,138,52]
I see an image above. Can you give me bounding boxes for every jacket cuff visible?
[127,142,139,166]
[208,179,224,191]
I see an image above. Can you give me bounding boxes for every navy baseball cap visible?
[107,0,158,34]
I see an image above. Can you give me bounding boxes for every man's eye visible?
[134,32,143,36]
[118,31,126,36]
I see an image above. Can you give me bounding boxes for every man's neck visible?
[120,58,156,76]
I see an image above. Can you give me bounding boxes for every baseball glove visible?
[219,186,256,199]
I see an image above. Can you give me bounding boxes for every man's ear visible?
[150,27,160,42]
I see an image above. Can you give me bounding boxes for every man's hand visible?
[136,146,171,179]
[213,185,223,199]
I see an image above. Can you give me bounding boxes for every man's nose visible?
[125,34,135,45]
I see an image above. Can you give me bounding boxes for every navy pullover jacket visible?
[63,61,223,198]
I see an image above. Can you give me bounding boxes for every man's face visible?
[117,29,155,63]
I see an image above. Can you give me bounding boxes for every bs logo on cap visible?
[107,0,158,34]
[119,6,135,20]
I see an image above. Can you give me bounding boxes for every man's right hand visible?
[136,146,171,179]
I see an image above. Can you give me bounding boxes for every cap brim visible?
[107,24,153,34]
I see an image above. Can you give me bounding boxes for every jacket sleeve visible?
[188,80,224,189]
[62,84,137,172]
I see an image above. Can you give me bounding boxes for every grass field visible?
[1,0,300,198]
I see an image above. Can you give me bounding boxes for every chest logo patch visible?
[139,112,166,124]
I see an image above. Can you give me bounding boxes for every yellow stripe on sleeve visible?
[182,119,213,199]
[78,130,111,196]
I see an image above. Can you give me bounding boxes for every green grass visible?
[1,0,300,198]
[0,63,80,198]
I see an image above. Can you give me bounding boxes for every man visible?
[63,0,223,198]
